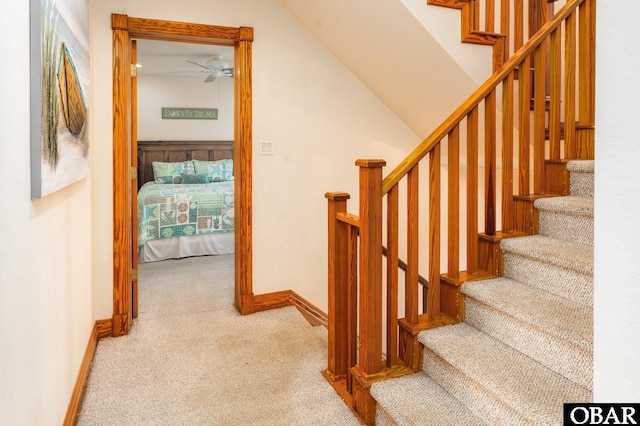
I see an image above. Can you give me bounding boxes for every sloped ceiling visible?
[278,0,483,137]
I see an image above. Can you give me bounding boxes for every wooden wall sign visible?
[161,107,218,119]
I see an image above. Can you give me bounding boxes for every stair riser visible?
[421,349,537,425]
[538,211,594,246]
[464,298,593,389]
[570,172,594,199]
[503,255,593,307]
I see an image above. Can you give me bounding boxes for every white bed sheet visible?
[138,232,234,263]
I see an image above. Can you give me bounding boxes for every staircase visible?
[371,160,594,425]
[323,1,596,424]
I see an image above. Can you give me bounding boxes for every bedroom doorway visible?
[111,15,254,336]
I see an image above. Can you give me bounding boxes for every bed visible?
[136,140,234,263]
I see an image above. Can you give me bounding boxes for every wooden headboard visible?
[137,140,234,190]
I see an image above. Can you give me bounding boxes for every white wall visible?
[277,0,483,137]
[91,0,421,319]
[594,0,640,401]
[0,2,94,424]
[137,73,234,140]
[398,0,492,85]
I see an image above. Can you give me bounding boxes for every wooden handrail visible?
[336,211,360,228]
[382,0,586,195]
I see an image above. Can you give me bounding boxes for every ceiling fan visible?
[176,54,234,82]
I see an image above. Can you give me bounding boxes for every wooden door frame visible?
[111,14,254,336]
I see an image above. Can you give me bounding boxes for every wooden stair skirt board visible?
[250,290,328,327]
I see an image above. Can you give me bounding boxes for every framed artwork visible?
[30,0,90,198]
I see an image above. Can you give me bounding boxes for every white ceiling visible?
[135,39,234,77]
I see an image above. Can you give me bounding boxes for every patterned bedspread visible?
[137,181,234,247]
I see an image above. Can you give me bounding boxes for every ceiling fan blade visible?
[187,60,212,70]
[204,74,217,83]
[166,70,209,74]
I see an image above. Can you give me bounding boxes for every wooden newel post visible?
[351,159,385,425]
[324,191,351,383]
[356,159,386,375]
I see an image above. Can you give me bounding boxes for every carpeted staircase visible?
[371,160,594,425]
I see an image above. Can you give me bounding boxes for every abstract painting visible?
[30,0,90,198]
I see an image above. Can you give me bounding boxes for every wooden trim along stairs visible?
[427,0,566,73]
[253,290,329,327]
[427,0,506,71]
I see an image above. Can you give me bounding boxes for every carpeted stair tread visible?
[501,235,593,275]
[371,373,486,426]
[419,323,591,424]
[534,196,593,217]
[566,160,594,174]
[463,277,592,351]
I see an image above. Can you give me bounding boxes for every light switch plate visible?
[260,140,274,155]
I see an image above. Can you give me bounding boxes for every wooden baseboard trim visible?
[63,318,112,426]
[252,290,293,313]
[96,318,114,339]
[289,291,328,327]
[251,290,328,327]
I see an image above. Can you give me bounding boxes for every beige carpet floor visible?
[76,254,360,425]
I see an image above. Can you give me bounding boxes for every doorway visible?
[111,14,254,336]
